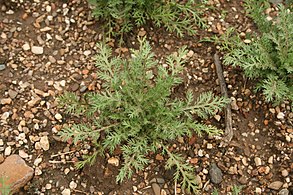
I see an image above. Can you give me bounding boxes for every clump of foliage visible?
[212,185,243,195]
[88,0,206,39]
[222,2,293,105]
[0,176,11,195]
[58,38,228,192]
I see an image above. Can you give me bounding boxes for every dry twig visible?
[214,53,233,143]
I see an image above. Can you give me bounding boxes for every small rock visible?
[69,181,77,189]
[230,97,239,111]
[268,156,274,164]
[238,176,248,184]
[0,155,34,194]
[19,150,29,158]
[1,98,12,105]
[268,181,283,190]
[61,188,71,195]
[281,169,289,177]
[45,183,52,190]
[198,149,204,157]
[214,115,221,121]
[83,50,91,56]
[8,89,18,99]
[40,136,50,151]
[209,163,223,184]
[277,112,285,119]
[207,143,213,149]
[22,43,30,51]
[255,187,262,194]
[0,64,6,71]
[48,56,56,63]
[195,175,203,188]
[254,157,262,166]
[54,113,62,120]
[107,157,119,166]
[31,46,44,55]
[278,189,289,195]
[34,167,42,176]
[151,183,161,195]
[34,158,42,166]
[79,85,87,93]
[1,112,10,120]
[4,146,11,156]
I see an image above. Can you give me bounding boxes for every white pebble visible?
[61,188,71,195]
[55,113,63,120]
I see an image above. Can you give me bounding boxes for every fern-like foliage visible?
[87,0,207,40]
[223,3,293,106]
[58,38,228,192]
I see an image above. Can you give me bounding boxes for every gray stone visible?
[278,189,289,195]
[0,64,5,71]
[209,163,223,184]
[8,89,18,99]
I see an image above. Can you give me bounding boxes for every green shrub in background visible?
[222,2,293,106]
[58,38,228,192]
[88,0,206,40]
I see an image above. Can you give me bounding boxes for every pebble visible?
[214,115,221,121]
[254,157,262,166]
[4,146,12,156]
[281,169,289,177]
[22,43,30,51]
[209,163,223,184]
[207,143,213,149]
[1,98,12,105]
[0,64,5,71]
[198,149,204,157]
[108,157,119,166]
[40,136,50,151]
[31,46,44,55]
[34,158,43,166]
[268,181,283,190]
[8,89,18,99]
[277,112,285,119]
[255,187,262,194]
[61,188,71,195]
[35,167,42,176]
[268,156,274,164]
[83,50,91,56]
[1,112,10,120]
[45,183,52,190]
[230,97,239,110]
[69,181,77,189]
[278,189,289,195]
[19,150,29,158]
[55,113,63,120]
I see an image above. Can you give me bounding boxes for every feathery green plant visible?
[222,3,293,106]
[58,38,228,192]
[88,0,207,41]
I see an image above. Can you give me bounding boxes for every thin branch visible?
[214,53,233,143]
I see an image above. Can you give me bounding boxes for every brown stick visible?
[214,53,233,143]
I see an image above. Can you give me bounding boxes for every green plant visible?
[58,38,228,192]
[223,4,293,105]
[0,176,11,195]
[212,185,243,195]
[88,0,206,41]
